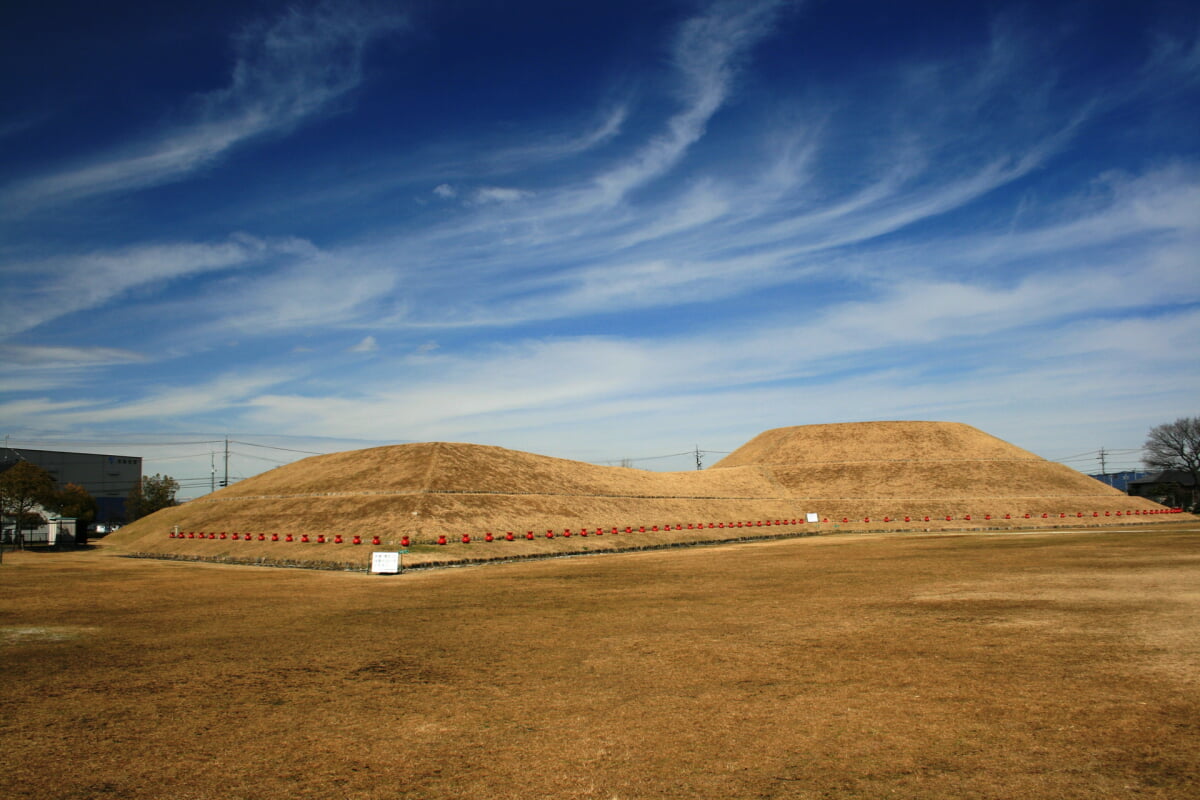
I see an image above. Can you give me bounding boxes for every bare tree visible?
[1143,416,1200,509]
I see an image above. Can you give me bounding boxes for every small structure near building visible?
[1127,470,1197,511]
[1088,471,1149,492]
[1,510,79,547]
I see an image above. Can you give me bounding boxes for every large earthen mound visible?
[108,421,1182,567]
[714,421,1039,467]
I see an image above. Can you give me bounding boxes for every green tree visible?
[0,461,56,559]
[125,473,180,521]
[1143,416,1200,509]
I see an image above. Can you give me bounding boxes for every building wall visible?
[3,449,142,523]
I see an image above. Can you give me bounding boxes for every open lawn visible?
[2,525,1198,799]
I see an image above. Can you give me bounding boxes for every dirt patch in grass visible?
[1,524,1198,798]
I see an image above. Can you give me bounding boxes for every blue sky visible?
[2,0,1198,496]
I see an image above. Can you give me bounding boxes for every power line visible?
[4,439,225,448]
[228,449,295,465]
[228,440,327,455]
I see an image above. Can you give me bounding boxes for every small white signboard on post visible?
[371,551,401,574]
[806,513,820,524]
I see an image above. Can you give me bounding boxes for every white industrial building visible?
[0,448,142,525]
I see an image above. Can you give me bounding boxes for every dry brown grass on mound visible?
[106,421,1186,568]
[713,420,1035,467]
[769,459,1117,497]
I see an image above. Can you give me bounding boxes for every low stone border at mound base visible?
[123,529,824,572]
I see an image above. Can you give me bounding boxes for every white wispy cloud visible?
[2,4,406,210]
[0,344,146,368]
[184,251,399,336]
[479,105,630,172]
[469,186,534,205]
[587,1,788,208]
[347,335,379,353]
[0,370,294,429]
[0,234,306,337]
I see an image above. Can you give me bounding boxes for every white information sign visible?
[371,551,401,574]
[806,513,820,524]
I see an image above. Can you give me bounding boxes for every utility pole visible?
[695,445,703,471]
[1099,447,1108,486]
[210,451,216,494]
[223,436,229,488]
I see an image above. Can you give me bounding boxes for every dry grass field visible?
[2,524,1198,799]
